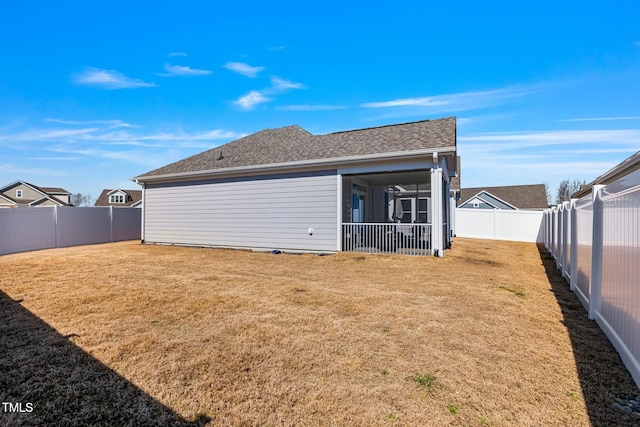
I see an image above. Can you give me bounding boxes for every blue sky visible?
[1,1,639,202]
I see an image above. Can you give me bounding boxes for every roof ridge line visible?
[321,116,455,136]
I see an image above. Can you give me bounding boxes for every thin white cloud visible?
[0,163,69,176]
[556,116,640,122]
[234,91,271,110]
[459,129,640,150]
[0,128,99,143]
[44,118,135,128]
[160,63,211,77]
[267,46,286,51]
[233,76,304,110]
[277,104,347,111]
[29,156,82,161]
[168,52,188,57]
[74,68,155,89]
[361,85,540,112]
[223,62,265,78]
[268,76,305,91]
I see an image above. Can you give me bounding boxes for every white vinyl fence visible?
[544,165,640,388]
[0,207,141,256]
[455,208,544,243]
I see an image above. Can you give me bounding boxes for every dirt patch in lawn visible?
[0,239,637,426]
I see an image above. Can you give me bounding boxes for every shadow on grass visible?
[536,244,639,427]
[0,290,210,426]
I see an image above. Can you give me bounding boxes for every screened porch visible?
[340,169,451,256]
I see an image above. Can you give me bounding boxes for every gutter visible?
[131,146,457,183]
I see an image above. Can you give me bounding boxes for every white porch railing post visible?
[569,199,578,292]
[588,185,605,320]
[430,157,443,257]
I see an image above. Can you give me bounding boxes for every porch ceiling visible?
[348,170,431,186]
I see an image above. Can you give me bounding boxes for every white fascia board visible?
[131,147,456,184]
[28,195,62,206]
[107,188,126,195]
[477,190,518,210]
[0,194,17,205]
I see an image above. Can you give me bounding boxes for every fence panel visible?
[0,208,56,255]
[455,209,544,243]
[112,207,142,241]
[56,207,111,248]
[0,207,141,256]
[574,197,593,308]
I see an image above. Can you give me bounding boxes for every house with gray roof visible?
[458,184,549,210]
[133,117,458,256]
[0,181,71,208]
[94,189,143,208]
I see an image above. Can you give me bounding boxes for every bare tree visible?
[543,181,552,206]
[70,193,93,207]
[555,179,586,204]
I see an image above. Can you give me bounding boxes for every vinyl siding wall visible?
[144,170,339,252]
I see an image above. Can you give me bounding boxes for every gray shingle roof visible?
[136,117,456,179]
[459,184,549,210]
[94,189,143,207]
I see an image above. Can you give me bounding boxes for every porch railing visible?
[341,223,432,256]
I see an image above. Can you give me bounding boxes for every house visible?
[458,184,548,210]
[133,117,458,256]
[0,181,71,208]
[94,189,143,208]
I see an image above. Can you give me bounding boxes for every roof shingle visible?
[136,117,456,179]
[459,184,549,210]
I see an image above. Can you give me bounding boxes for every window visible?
[399,199,413,223]
[16,189,23,198]
[418,198,429,223]
[109,194,125,204]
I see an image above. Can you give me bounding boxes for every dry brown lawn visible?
[1,238,638,426]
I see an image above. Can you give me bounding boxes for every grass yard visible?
[1,238,638,426]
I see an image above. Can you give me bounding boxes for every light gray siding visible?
[144,170,338,252]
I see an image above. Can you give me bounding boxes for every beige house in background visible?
[0,181,71,208]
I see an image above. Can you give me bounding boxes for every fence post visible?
[588,185,605,320]
[54,205,59,248]
[561,201,570,279]
[555,204,563,269]
[569,198,578,292]
[109,206,114,242]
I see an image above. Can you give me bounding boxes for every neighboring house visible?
[0,181,71,208]
[133,117,458,256]
[94,189,143,208]
[458,184,549,210]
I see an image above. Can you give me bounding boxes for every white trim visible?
[28,195,65,207]
[459,190,518,210]
[133,147,457,183]
[0,194,17,206]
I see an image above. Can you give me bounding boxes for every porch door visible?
[352,193,365,223]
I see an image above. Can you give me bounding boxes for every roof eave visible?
[132,146,457,183]
[572,150,640,199]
